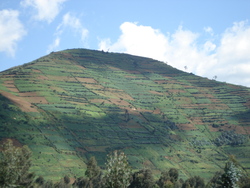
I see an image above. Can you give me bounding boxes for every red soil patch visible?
[0,91,38,112]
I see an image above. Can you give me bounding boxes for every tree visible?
[182,176,205,188]
[157,168,179,188]
[104,150,132,188]
[85,156,101,180]
[219,160,241,188]
[0,139,34,187]
[129,169,155,188]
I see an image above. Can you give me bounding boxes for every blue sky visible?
[1,0,250,87]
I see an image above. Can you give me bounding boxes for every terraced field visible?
[0,48,250,180]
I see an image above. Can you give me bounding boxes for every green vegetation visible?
[1,141,250,188]
[0,139,34,187]
[0,48,250,181]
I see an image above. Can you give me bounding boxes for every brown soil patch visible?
[125,75,138,78]
[32,69,42,73]
[47,75,76,82]
[189,117,204,125]
[0,138,23,149]
[89,86,134,101]
[76,77,97,83]
[76,147,86,153]
[168,89,186,94]
[85,146,107,152]
[126,70,141,74]
[37,75,48,80]
[4,80,14,84]
[75,64,86,70]
[6,87,19,92]
[83,83,104,90]
[18,92,38,97]
[120,120,144,129]
[111,91,134,101]
[143,160,155,168]
[152,108,162,115]
[148,90,164,95]
[24,97,48,104]
[109,98,131,106]
[90,99,112,105]
[232,125,250,134]
[3,80,19,92]
[177,123,196,131]
[0,91,38,112]
[49,86,67,93]
[245,99,250,108]
[241,127,250,134]
[109,66,122,71]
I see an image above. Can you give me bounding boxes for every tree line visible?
[0,139,250,188]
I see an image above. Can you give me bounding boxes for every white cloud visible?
[21,0,67,23]
[99,21,250,87]
[46,37,60,53]
[204,26,214,36]
[47,12,88,53]
[212,21,250,86]
[58,12,89,43]
[0,9,26,56]
[99,22,169,61]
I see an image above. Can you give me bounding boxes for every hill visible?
[0,48,250,181]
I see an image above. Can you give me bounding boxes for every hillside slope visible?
[0,48,250,180]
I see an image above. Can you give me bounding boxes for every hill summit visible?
[0,48,250,180]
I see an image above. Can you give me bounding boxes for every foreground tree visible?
[104,150,132,188]
[85,157,100,178]
[208,156,242,188]
[157,168,180,188]
[129,169,155,188]
[0,139,34,187]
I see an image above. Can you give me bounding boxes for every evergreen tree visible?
[0,139,34,187]
[85,156,101,180]
[104,150,132,188]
